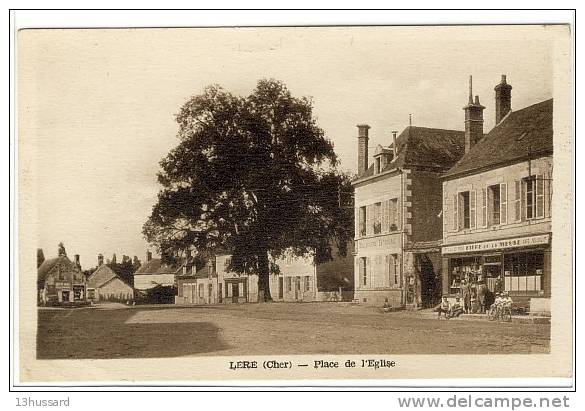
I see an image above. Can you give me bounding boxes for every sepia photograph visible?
[14,19,573,385]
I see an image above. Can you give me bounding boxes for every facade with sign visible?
[352,122,466,308]
[441,76,553,306]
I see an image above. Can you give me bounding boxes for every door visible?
[208,284,213,304]
[418,254,439,308]
[61,290,70,302]
[218,283,223,303]
[278,277,283,300]
[294,277,299,300]
[232,283,239,303]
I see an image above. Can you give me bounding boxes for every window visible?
[524,176,543,219]
[388,254,401,287]
[286,277,292,292]
[489,184,501,225]
[224,257,231,268]
[455,191,476,230]
[449,256,482,294]
[373,202,382,234]
[198,283,204,298]
[359,206,366,237]
[504,251,544,292]
[375,157,381,174]
[460,191,470,229]
[360,257,367,286]
[304,276,310,291]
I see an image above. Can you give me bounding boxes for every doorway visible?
[232,283,239,303]
[278,277,283,300]
[417,254,439,308]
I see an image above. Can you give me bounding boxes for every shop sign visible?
[442,234,550,255]
[356,233,400,252]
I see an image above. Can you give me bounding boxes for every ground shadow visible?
[37,308,231,359]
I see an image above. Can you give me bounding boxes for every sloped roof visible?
[88,264,133,289]
[443,99,553,179]
[37,255,80,288]
[133,258,183,276]
[354,126,465,182]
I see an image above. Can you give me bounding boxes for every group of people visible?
[434,295,464,319]
[434,290,513,320]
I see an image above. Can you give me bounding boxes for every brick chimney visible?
[391,131,398,158]
[357,124,370,176]
[97,253,104,266]
[146,250,152,262]
[463,76,485,153]
[494,74,512,124]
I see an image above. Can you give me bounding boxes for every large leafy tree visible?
[144,79,353,301]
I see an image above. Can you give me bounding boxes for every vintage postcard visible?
[15,23,573,386]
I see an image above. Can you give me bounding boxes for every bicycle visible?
[487,304,512,322]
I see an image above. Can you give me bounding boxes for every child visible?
[434,296,450,319]
[501,291,513,309]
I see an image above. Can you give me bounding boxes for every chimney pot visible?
[494,74,512,124]
[391,131,398,157]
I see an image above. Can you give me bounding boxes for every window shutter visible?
[387,255,394,287]
[536,174,544,218]
[469,190,476,229]
[521,180,527,221]
[481,188,487,227]
[545,171,552,218]
[396,254,402,287]
[396,199,402,230]
[452,194,458,231]
[500,183,508,224]
[514,180,521,222]
[355,207,359,237]
[366,205,372,236]
[382,201,389,233]
[367,257,372,286]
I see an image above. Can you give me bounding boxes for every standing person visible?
[494,274,504,295]
[460,277,472,314]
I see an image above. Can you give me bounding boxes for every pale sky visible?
[19,26,557,269]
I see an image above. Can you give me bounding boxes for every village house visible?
[133,251,180,291]
[86,254,134,302]
[175,252,218,304]
[441,75,552,313]
[37,246,87,305]
[352,121,465,308]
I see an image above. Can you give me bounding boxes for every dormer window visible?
[375,157,381,174]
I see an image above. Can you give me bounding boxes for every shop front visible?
[442,234,551,304]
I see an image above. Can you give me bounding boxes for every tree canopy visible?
[143,79,354,301]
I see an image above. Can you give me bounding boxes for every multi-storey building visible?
[352,121,465,308]
[441,76,552,312]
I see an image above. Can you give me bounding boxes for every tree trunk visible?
[257,249,273,302]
